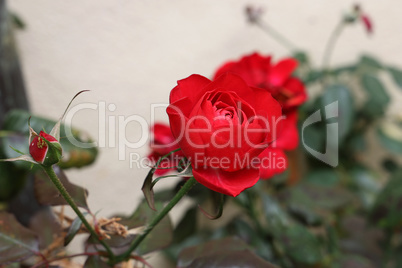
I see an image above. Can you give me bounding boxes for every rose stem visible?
[42,165,115,261]
[322,20,346,77]
[255,20,297,52]
[115,176,197,263]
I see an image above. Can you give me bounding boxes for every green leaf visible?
[339,216,383,262]
[304,70,323,84]
[275,224,322,265]
[141,167,157,211]
[370,168,402,229]
[261,194,290,229]
[227,218,275,261]
[10,12,26,30]
[359,55,382,72]
[64,215,84,246]
[382,158,399,173]
[0,133,37,170]
[164,232,208,262]
[284,182,354,210]
[0,212,39,264]
[361,74,390,117]
[304,169,339,186]
[177,237,278,268]
[34,166,89,209]
[0,160,28,201]
[1,109,98,169]
[287,203,323,226]
[127,201,173,255]
[173,206,198,244]
[334,255,376,268]
[349,166,381,209]
[321,84,354,142]
[333,65,357,76]
[292,51,309,65]
[84,255,112,268]
[198,191,225,220]
[301,120,326,153]
[347,133,367,152]
[387,66,402,89]
[377,121,402,154]
[28,208,62,250]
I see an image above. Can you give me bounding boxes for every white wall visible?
[8,0,402,265]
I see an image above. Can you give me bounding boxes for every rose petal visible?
[259,148,288,179]
[272,111,299,150]
[192,165,260,196]
[170,74,211,104]
[267,58,298,87]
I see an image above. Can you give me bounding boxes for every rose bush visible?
[167,73,282,196]
[213,52,307,178]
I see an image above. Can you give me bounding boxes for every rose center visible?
[208,92,255,125]
[36,137,47,149]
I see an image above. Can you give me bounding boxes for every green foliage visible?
[370,168,402,229]
[1,109,98,169]
[361,74,390,118]
[34,166,89,209]
[387,66,402,89]
[377,122,402,155]
[177,237,277,268]
[0,109,99,202]
[84,256,112,268]
[64,215,85,247]
[0,212,39,264]
[275,224,322,265]
[321,84,354,142]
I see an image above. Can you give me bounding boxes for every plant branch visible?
[115,176,197,263]
[32,252,104,268]
[42,166,115,261]
[255,20,297,52]
[322,20,346,76]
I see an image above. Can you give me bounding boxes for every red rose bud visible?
[352,4,373,34]
[361,14,373,34]
[29,131,62,166]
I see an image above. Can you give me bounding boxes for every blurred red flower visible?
[147,123,182,175]
[213,52,307,179]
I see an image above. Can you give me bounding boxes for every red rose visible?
[213,53,307,179]
[213,53,306,112]
[167,73,282,196]
[147,123,182,175]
